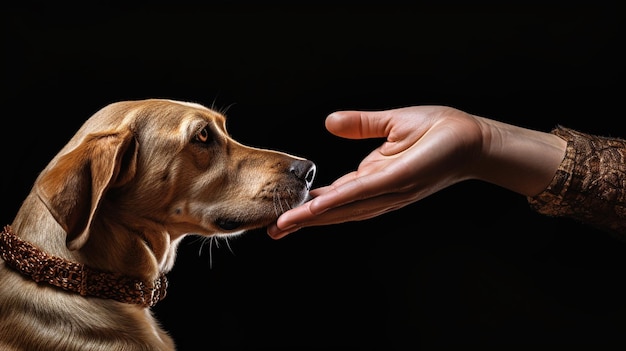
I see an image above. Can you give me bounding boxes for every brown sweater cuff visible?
[527,126,626,236]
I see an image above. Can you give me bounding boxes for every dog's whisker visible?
[272,189,282,217]
[191,236,214,268]
[198,238,206,256]
[190,235,208,256]
[224,237,235,256]
[203,235,239,270]
[208,236,215,269]
[282,196,292,211]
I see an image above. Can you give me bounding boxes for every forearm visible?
[472,116,568,197]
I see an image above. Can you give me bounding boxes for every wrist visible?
[473,117,567,196]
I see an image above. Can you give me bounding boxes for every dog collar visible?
[0,225,167,307]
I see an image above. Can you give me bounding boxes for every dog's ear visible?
[36,129,138,250]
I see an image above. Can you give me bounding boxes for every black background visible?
[2,3,626,349]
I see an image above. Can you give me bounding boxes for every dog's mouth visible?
[213,190,312,233]
[215,218,244,231]
[210,159,316,234]
[213,194,308,232]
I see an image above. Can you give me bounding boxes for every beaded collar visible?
[0,225,167,307]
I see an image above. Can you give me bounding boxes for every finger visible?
[266,223,299,239]
[308,171,361,196]
[266,199,318,239]
[325,110,393,140]
[267,191,415,239]
[307,167,404,215]
[266,174,368,239]
[275,172,404,230]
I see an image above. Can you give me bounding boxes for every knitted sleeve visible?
[527,126,626,236]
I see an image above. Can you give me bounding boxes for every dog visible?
[0,99,316,351]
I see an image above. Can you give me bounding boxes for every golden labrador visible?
[0,99,316,351]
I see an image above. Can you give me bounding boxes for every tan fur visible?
[0,99,315,351]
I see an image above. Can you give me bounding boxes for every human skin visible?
[267,106,567,239]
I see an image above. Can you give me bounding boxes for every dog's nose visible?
[289,159,316,190]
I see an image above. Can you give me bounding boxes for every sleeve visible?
[527,126,626,237]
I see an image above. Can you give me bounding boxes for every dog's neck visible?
[0,225,168,307]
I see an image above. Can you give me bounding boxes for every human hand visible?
[267,106,486,239]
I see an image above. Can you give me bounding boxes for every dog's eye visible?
[193,126,213,144]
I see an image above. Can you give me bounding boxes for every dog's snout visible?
[289,159,316,190]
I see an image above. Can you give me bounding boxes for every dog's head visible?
[35,99,316,251]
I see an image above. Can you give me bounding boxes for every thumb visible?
[325,110,391,140]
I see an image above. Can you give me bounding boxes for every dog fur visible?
[0,99,315,351]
